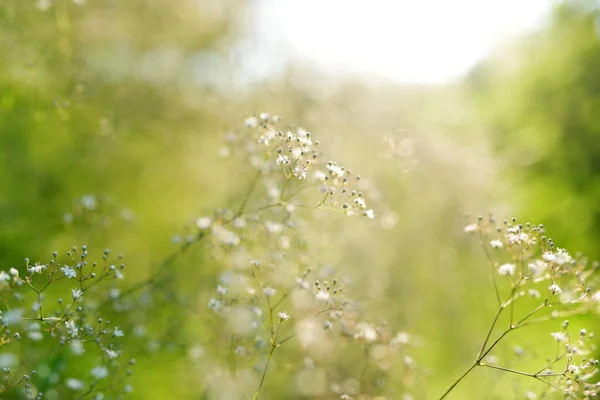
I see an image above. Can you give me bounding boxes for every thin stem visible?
[438,363,477,400]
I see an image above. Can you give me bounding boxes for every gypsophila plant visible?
[0,246,134,399]
[439,216,600,399]
[180,114,414,399]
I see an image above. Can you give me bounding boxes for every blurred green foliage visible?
[1,0,600,399]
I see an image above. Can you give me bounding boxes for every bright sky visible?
[249,0,556,84]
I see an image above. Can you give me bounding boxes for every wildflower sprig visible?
[441,216,600,399]
[0,247,132,398]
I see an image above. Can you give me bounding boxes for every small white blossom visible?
[61,266,77,279]
[263,287,276,297]
[65,320,78,337]
[71,340,85,355]
[9,268,18,276]
[555,248,572,265]
[551,331,567,342]
[0,271,9,282]
[354,197,366,209]
[363,209,375,219]
[196,217,212,230]
[498,263,516,276]
[542,251,556,262]
[72,289,83,300]
[28,263,47,274]
[549,283,562,295]
[277,311,291,321]
[91,366,108,379]
[490,240,503,249]
[528,289,541,299]
[354,323,377,343]
[244,116,258,128]
[66,378,84,390]
[105,349,119,359]
[276,154,290,165]
[292,166,308,179]
[528,260,548,277]
[316,291,330,301]
[112,327,124,337]
[464,224,477,233]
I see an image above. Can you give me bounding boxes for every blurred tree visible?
[466,0,600,258]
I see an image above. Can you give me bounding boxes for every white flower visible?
[549,283,562,295]
[292,166,308,179]
[61,266,77,279]
[276,154,290,165]
[353,197,366,209]
[507,232,529,244]
[551,331,566,342]
[277,311,291,321]
[464,224,477,233]
[65,320,78,337]
[71,340,85,355]
[354,323,377,343]
[490,240,503,249]
[498,263,516,276]
[66,378,84,390]
[105,349,119,359]
[212,226,240,246]
[363,209,375,219]
[528,289,541,299]
[196,217,212,230]
[542,251,556,262]
[327,162,344,178]
[91,366,108,379]
[264,221,283,234]
[318,183,333,194]
[555,248,572,265]
[112,327,124,337]
[0,271,9,282]
[28,263,47,274]
[9,268,18,276]
[263,287,276,297]
[244,116,258,128]
[528,260,548,277]
[316,291,330,301]
[72,289,83,300]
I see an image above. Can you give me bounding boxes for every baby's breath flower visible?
[464,224,477,233]
[276,154,290,165]
[72,289,83,300]
[528,260,547,277]
[71,340,85,355]
[0,271,9,282]
[542,251,556,262]
[277,311,291,321]
[528,289,541,298]
[263,287,276,297]
[196,217,212,230]
[292,166,308,179]
[490,239,503,249]
[498,263,516,276]
[112,327,124,338]
[65,320,78,337]
[555,248,572,265]
[91,366,108,379]
[354,322,377,343]
[549,283,562,295]
[9,268,18,276]
[61,266,77,279]
[66,378,84,390]
[363,209,375,219]
[105,349,119,359]
[28,263,46,274]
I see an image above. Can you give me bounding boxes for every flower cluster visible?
[441,216,600,398]
[0,247,133,398]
